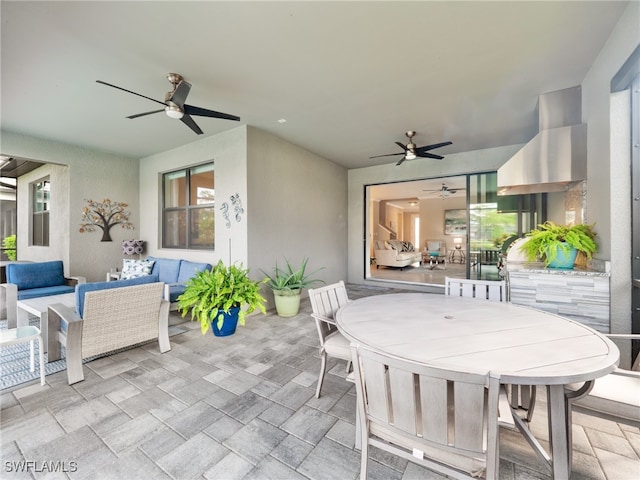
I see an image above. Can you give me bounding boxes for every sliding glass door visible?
[367,171,545,286]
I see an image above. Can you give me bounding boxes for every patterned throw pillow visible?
[401,241,415,252]
[121,259,155,279]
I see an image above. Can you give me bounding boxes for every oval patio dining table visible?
[336,293,620,480]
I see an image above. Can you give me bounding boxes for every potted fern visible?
[177,260,267,336]
[521,222,597,269]
[261,257,325,317]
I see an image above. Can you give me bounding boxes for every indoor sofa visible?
[1,260,86,328]
[47,274,169,384]
[373,240,422,269]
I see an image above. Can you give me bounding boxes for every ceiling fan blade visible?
[396,156,407,166]
[369,152,404,159]
[416,141,453,153]
[395,142,408,152]
[169,81,191,108]
[180,114,204,135]
[417,152,445,160]
[96,80,166,106]
[127,109,165,119]
[183,104,240,121]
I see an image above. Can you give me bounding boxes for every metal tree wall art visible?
[78,198,134,242]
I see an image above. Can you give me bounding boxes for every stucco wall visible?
[582,1,639,341]
[139,125,248,267]
[246,126,348,308]
[16,163,69,266]
[1,131,140,280]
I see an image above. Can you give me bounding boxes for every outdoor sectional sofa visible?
[47,274,170,384]
[108,257,212,309]
[1,260,86,328]
[145,256,212,309]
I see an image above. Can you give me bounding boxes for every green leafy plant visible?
[2,234,16,261]
[521,222,597,266]
[260,257,325,295]
[177,260,267,334]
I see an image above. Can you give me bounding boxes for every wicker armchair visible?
[47,282,170,384]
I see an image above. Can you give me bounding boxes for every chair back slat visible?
[420,376,449,443]
[388,366,417,434]
[454,382,486,451]
[361,356,391,423]
[445,277,507,302]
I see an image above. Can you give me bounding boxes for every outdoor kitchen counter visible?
[507,267,610,333]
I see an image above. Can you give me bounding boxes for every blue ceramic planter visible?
[211,306,240,337]
[547,244,578,269]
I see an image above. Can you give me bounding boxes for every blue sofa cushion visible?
[166,283,187,303]
[75,274,159,318]
[6,260,66,290]
[177,261,212,284]
[17,285,75,300]
[147,257,181,284]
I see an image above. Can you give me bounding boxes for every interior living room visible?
[1,2,639,479]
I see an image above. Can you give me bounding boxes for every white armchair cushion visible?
[324,331,352,358]
[570,370,640,424]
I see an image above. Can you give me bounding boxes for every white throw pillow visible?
[121,259,155,279]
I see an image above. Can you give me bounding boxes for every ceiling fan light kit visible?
[370,130,452,166]
[96,72,240,134]
[165,102,184,119]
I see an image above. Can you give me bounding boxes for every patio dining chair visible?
[444,276,535,423]
[308,280,352,398]
[444,277,507,302]
[567,333,639,427]
[351,343,501,479]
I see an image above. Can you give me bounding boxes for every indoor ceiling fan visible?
[423,182,466,199]
[369,131,452,166]
[96,73,240,135]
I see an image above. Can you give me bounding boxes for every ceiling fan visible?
[369,131,453,166]
[423,182,466,199]
[96,73,240,135]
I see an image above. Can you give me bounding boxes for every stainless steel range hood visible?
[497,86,586,195]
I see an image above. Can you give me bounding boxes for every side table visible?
[0,326,45,385]
[106,271,121,281]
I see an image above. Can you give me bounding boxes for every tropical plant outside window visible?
[470,203,517,251]
[162,162,214,249]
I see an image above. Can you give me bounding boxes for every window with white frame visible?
[31,177,50,246]
[162,163,214,249]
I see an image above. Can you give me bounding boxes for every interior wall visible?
[246,126,347,309]
[139,125,247,267]
[582,1,638,339]
[348,144,521,288]
[2,131,140,281]
[420,196,466,251]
